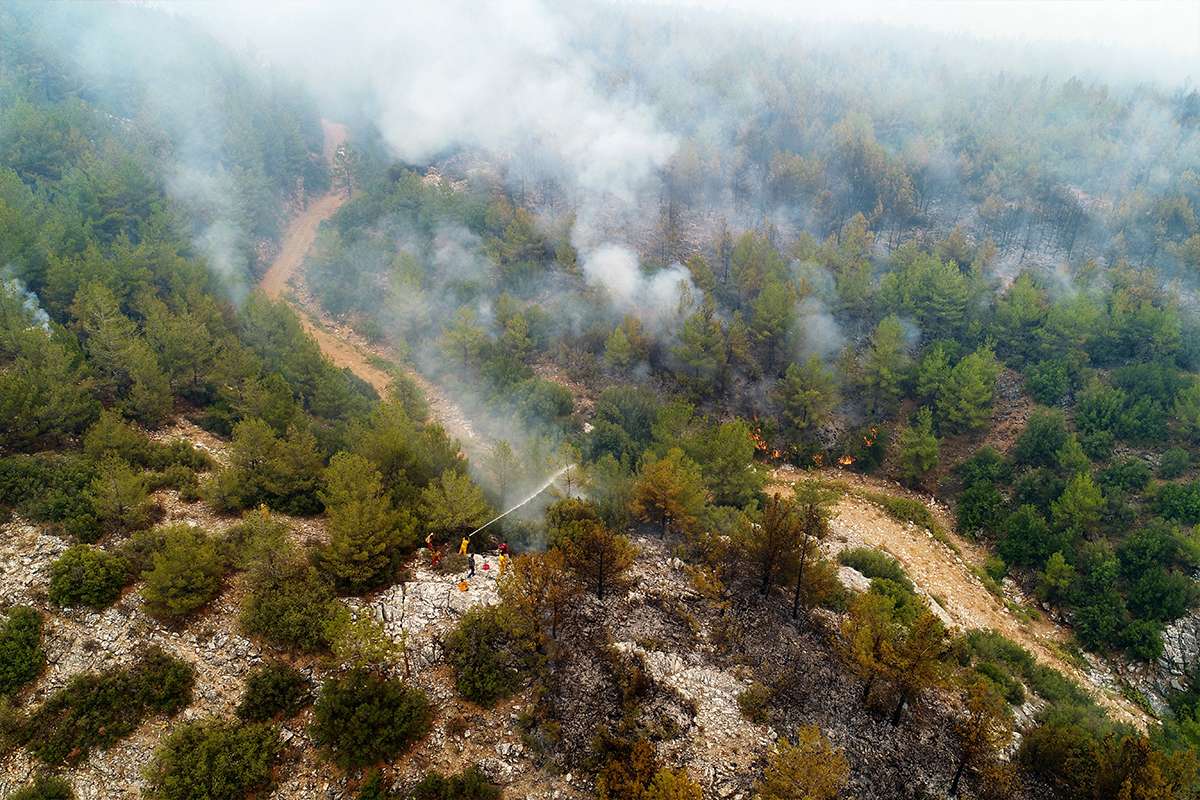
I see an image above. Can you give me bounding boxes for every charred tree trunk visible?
[949,753,968,797]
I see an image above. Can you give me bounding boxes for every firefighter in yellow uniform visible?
[458,537,469,556]
[497,552,509,577]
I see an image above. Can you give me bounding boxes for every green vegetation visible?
[12,647,193,765]
[235,663,312,722]
[838,547,913,591]
[144,720,280,800]
[444,606,530,707]
[139,524,226,620]
[408,767,502,800]
[10,776,74,800]
[310,669,432,769]
[0,606,43,697]
[239,549,340,653]
[48,544,129,609]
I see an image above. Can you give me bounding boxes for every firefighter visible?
[497,552,509,577]
[467,551,476,578]
[458,536,469,556]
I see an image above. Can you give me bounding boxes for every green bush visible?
[1154,481,1200,525]
[0,454,100,541]
[224,509,290,569]
[0,606,43,696]
[410,767,501,800]
[144,719,280,800]
[1024,360,1070,406]
[16,646,193,765]
[1159,447,1192,480]
[1098,458,1152,494]
[444,606,527,707]
[311,669,432,769]
[87,456,156,536]
[10,776,74,800]
[145,464,198,494]
[83,411,213,474]
[736,682,772,723]
[240,554,339,652]
[236,663,311,722]
[974,660,1026,705]
[140,525,225,620]
[838,547,913,592]
[48,545,129,609]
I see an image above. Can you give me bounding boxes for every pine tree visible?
[949,678,1012,797]
[790,481,838,618]
[840,591,898,705]
[629,447,709,538]
[420,469,491,537]
[498,549,578,641]
[1051,472,1104,537]
[751,278,796,373]
[89,455,154,534]
[861,314,911,416]
[319,453,413,593]
[726,311,760,378]
[673,300,727,393]
[776,357,838,442]
[605,325,635,371]
[561,521,636,600]
[742,493,803,597]
[755,726,849,800]
[897,407,939,488]
[938,347,1000,434]
[883,608,949,725]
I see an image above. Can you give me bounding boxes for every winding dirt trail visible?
[770,465,1151,728]
[259,121,480,451]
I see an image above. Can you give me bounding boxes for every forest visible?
[2,1,1200,800]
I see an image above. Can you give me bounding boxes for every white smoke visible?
[3,277,51,332]
[579,244,694,325]
[183,0,681,317]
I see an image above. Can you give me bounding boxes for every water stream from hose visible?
[466,464,573,539]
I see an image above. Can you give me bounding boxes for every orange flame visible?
[838,454,855,466]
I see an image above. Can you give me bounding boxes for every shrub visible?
[444,606,527,706]
[236,663,311,722]
[0,606,42,696]
[1025,360,1070,406]
[224,508,289,570]
[145,465,198,494]
[240,554,339,652]
[736,682,772,723]
[83,411,213,473]
[144,719,280,800]
[1098,458,1152,494]
[838,548,913,592]
[48,545,129,609]
[17,646,193,765]
[10,776,73,800]
[311,669,432,769]
[1155,481,1200,525]
[0,454,100,541]
[1013,410,1069,469]
[140,525,225,620]
[88,456,156,535]
[410,767,502,800]
[955,482,1006,538]
[1160,447,1192,480]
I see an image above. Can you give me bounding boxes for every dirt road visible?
[770,466,1151,728]
[258,121,480,451]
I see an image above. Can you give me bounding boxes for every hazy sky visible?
[683,0,1200,83]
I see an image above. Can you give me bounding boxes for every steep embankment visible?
[259,122,480,451]
[770,466,1151,728]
